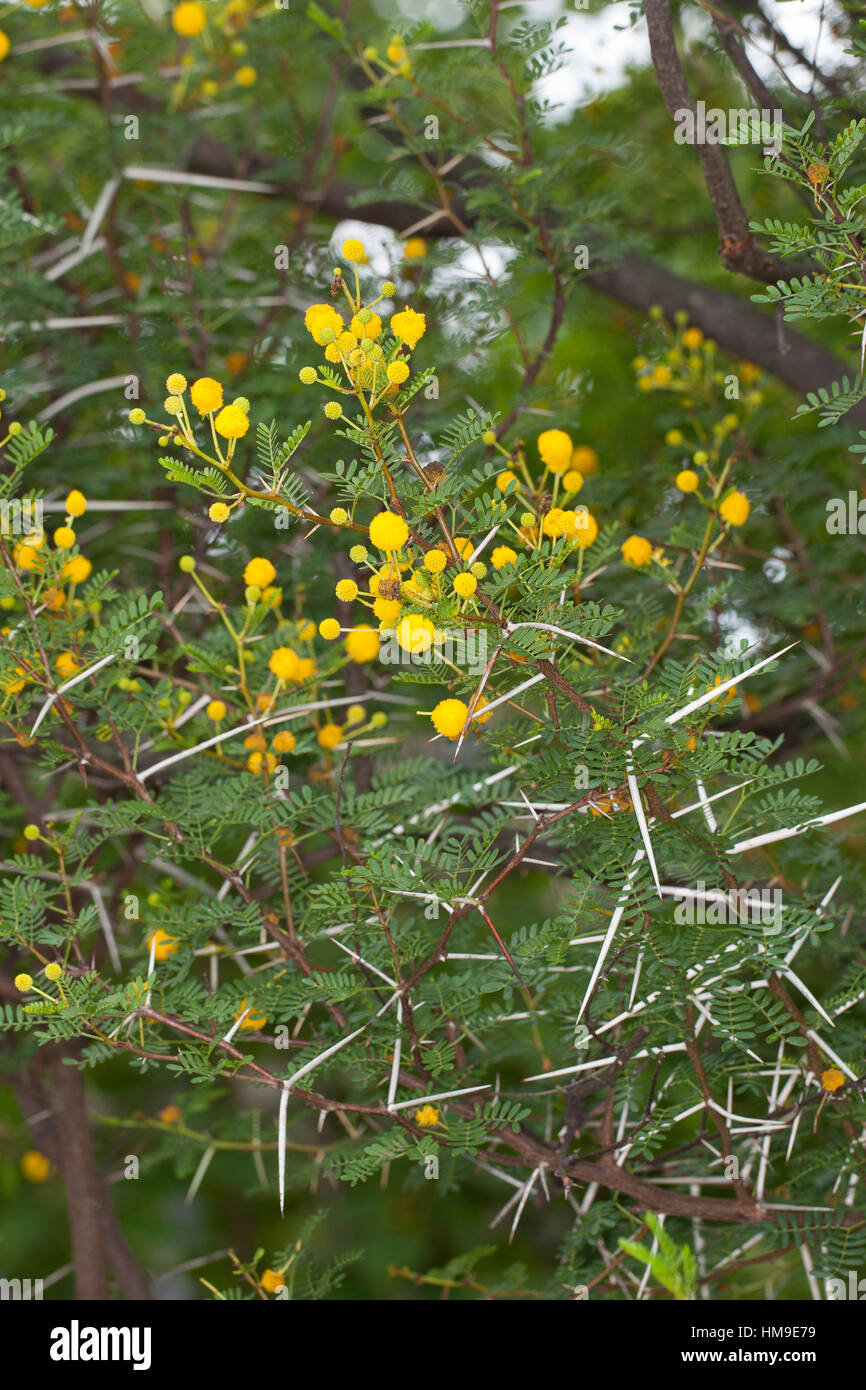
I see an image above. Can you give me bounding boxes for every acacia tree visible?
[1,0,865,1302]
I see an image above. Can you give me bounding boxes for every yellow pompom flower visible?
[304,303,344,345]
[44,962,62,981]
[821,1067,845,1093]
[272,731,296,753]
[491,545,517,569]
[319,618,340,640]
[496,470,517,492]
[261,1269,286,1295]
[369,510,409,552]
[20,1150,53,1183]
[666,429,684,446]
[166,373,188,394]
[158,1105,182,1124]
[148,928,179,961]
[335,578,358,602]
[682,326,704,350]
[676,469,699,493]
[621,534,653,567]
[235,65,257,86]
[172,1,207,36]
[324,402,342,420]
[571,446,598,475]
[209,502,230,523]
[429,699,474,740]
[0,33,10,63]
[53,526,76,550]
[317,722,344,750]
[396,613,435,654]
[423,549,447,574]
[190,377,224,415]
[345,625,380,663]
[350,311,382,340]
[537,429,573,474]
[244,557,276,589]
[62,555,92,584]
[235,999,267,1031]
[719,491,750,526]
[14,973,33,992]
[342,238,366,263]
[269,647,300,681]
[562,470,584,494]
[386,38,406,63]
[571,510,599,548]
[652,364,672,386]
[373,596,402,624]
[403,237,427,260]
[55,650,80,678]
[206,700,226,721]
[65,490,87,517]
[414,1104,440,1126]
[329,507,348,525]
[386,360,410,385]
[299,367,317,385]
[453,572,477,598]
[390,307,426,348]
[247,750,276,775]
[214,404,249,439]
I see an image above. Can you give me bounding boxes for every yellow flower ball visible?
[261,1269,286,1295]
[235,999,267,1030]
[390,307,426,349]
[666,429,684,446]
[206,700,227,721]
[496,469,517,491]
[65,490,87,518]
[166,373,188,394]
[304,303,344,344]
[20,1151,53,1183]
[423,549,446,574]
[62,555,92,584]
[430,699,468,740]
[329,507,348,525]
[652,365,672,386]
[342,238,366,263]
[491,545,517,570]
[324,402,342,420]
[350,311,382,340]
[148,928,179,961]
[319,618,341,641]
[172,1,207,36]
[571,510,599,549]
[345,625,380,663]
[373,596,402,624]
[821,1067,845,1093]
[209,502,230,523]
[272,730,296,753]
[244,557,276,589]
[414,1104,440,1126]
[190,377,224,415]
[719,490,750,526]
[14,973,33,991]
[562,470,584,494]
[44,962,62,981]
[396,613,435,654]
[386,38,406,63]
[682,327,704,350]
[403,237,427,260]
[53,526,76,550]
[621,534,653,567]
[676,469,699,493]
[537,428,573,474]
[570,446,598,476]
[317,722,344,750]
[335,578,358,602]
[368,509,409,552]
[235,65,257,86]
[299,367,317,384]
[386,360,410,385]
[453,572,477,598]
[214,404,249,439]
[55,650,80,678]
[269,647,300,681]
[23,825,41,841]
